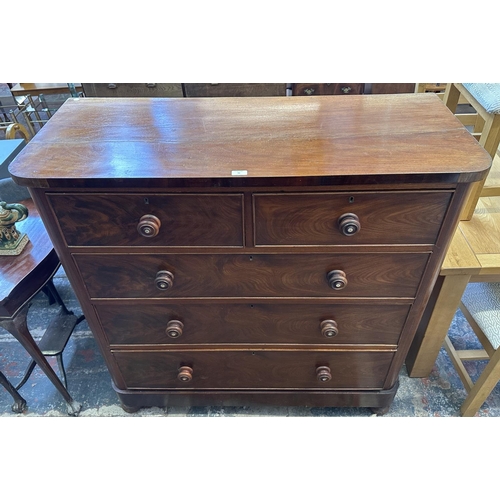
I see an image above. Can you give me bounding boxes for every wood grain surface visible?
[112,350,395,390]
[9,95,491,187]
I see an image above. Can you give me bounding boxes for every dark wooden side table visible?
[0,199,82,415]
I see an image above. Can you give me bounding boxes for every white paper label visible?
[231,170,248,176]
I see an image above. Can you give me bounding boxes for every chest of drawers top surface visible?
[9,95,490,187]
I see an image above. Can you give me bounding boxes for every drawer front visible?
[82,83,184,97]
[292,83,365,96]
[254,191,452,246]
[48,194,244,247]
[183,83,286,97]
[113,350,394,389]
[75,252,429,298]
[96,303,411,345]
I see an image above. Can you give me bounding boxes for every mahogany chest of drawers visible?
[9,95,490,414]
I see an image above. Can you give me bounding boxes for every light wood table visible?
[9,83,82,97]
[406,194,500,376]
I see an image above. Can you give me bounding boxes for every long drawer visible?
[253,191,452,246]
[96,302,411,345]
[48,193,244,247]
[75,252,430,299]
[113,350,395,390]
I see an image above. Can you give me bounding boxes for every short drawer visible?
[113,350,395,390]
[253,191,452,246]
[48,193,244,247]
[75,252,429,298]
[292,83,365,96]
[96,303,411,345]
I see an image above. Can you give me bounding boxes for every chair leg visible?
[443,83,460,113]
[15,359,37,390]
[461,347,500,416]
[56,353,68,389]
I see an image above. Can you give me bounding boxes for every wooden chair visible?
[4,123,31,142]
[443,83,500,220]
[443,282,500,416]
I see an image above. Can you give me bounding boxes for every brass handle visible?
[137,214,161,237]
[166,320,184,339]
[321,320,339,338]
[155,270,174,290]
[338,213,360,236]
[316,366,332,382]
[341,86,352,94]
[177,366,193,382]
[146,83,157,88]
[107,83,117,89]
[327,270,347,290]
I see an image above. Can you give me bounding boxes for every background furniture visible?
[291,83,415,96]
[82,83,183,98]
[444,282,500,416]
[9,94,489,414]
[406,197,500,383]
[0,181,82,415]
[443,83,500,220]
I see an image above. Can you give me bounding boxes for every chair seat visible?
[461,282,500,349]
[463,83,500,114]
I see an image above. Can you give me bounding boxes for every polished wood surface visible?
[48,193,244,247]
[75,252,429,298]
[0,200,56,316]
[253,191,452,245]
[9,95,491,187]
[11,96,489,412]
[112,350,395,390]
[96,302,410,346]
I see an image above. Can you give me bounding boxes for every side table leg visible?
[0,370,27,413]
[1,304,81,416]
[406,274,470,378]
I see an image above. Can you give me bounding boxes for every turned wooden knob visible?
[166,320,184,339]
[327,270,347,290]
[137,214,161,237]
[177,366,193,382]
[321,319,339,338]
[338,213,360,236]
[155,270,174,290]
[316,366,332,382]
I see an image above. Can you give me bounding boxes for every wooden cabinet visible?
[82,83,183,97]
[183,83,286,97]
[9,95,490,414]
[292,83,365,96]
[291,83,414,96]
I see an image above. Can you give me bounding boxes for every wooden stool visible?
[444,282,500,416]
[443,83,500,220]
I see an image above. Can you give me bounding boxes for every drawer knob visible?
[155,270,174,290]
[341,86,352,94]
[338,213,360,236]
[321,319,339,338]
[316,366,332,383]
[166,320,184,339]
[107,83,117,89]
[137,214,161,237]
[327,270,348,290]
[146,83,157,88]
[177,366,193,382]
